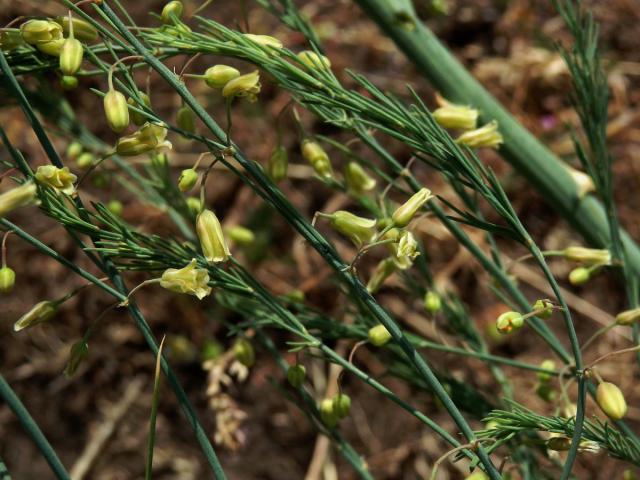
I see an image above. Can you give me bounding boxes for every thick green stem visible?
[354,0,640,276]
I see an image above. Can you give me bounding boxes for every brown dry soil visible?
[2,0,640,479]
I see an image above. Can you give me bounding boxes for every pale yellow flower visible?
[0,181,38,217]
[160,259,212,299]
[116,123,172,157]
[35,165,77,195]
[196,209,231,263]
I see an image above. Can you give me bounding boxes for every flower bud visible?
[186,197,201,216]
[20,19,62,44]
[547,435,571,451]
[297,50,331,70]
[222,70,261,101]
[167,335,198,364]
[66,142,83,160]
[332,393,351,418]
[1,29,26,52]
[563,246,611,266]
[565,164,595,198]
[226,225,255,246]
[196,209,231,263]
[60,75,78,90]
[176,105,196,133]
[433,102,478,130]
[37,39,65,57]
[287,364,306,388]
[233,338,255,367]
[64,340,89,377]
[456,121,503,149]
[616,307,640,326]
[537,359,556,382]
[391,188,433,227]
[0,181,38,217]
[301,140,333,178]
[368,324,392,346]
[243,33,283,51]
[59,37,83,75]
[116,123,172,157]
[0,266,16,293]
[14,300,57,332]
[55,16,98,42]
[596,381,627,420]
[161,1,184,23]
[344,162,376,195]
[178,168,198,192]
[160,258,211,299]
[128,93,151,126]
[366,258,396,293]
[92,172,110,188]
[535,383,556,402]
[35,165,77,195]
[568,267,590,286]
[424,290,442,313]
[578,440,600,454]
[204,65,240,89]
[495,311,524,334]
[327,210,376,247]
[267,145,288,182]
[76,152,95,169]
[107,200,123,217]
[104,89,130,133]
[533,299,554,319]
[319,398,338,427]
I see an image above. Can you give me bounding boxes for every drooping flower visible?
[196,209,231,263]
[391,230,420,269]
[391,188,433,227]
[596,381,627,420]
[301,140,333,178]
[344,162,376,195]
[242,33,283,52]
[326,210,376,247]
[456,121,503,149]
[221,70,261,102]
[20,19,63,44]
[115,123,172,156]
[14,300,57,331]
[35,165,77,195]
[297,50,331,70]
[104,88,130,133]
[433,97,478,130]
[160,259,212,299]
[563,246,611,266]
[0,181,38,217]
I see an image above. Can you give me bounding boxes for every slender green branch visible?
[0,375,70,480]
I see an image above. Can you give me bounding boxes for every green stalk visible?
[354,0,640,275]
[98,5,501,476]
[0,375,70,480]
